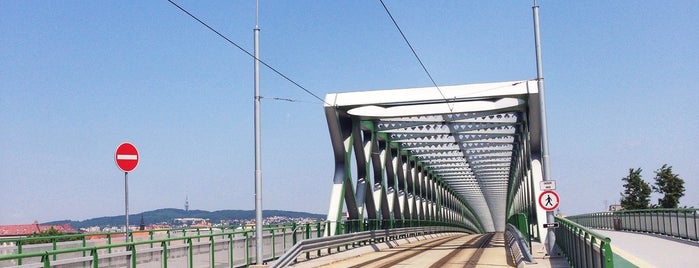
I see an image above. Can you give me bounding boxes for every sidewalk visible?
[524,241,570,268]
[594,229,699,268]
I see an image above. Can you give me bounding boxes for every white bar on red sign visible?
[117,154,138,160]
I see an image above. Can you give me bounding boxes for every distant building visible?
[0,222,77,243]
[609,204,623,211]
[173,218,210,227]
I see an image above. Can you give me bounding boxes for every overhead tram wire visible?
[166,0,328,106]
[378,0,453,112]
[260,96,310,103]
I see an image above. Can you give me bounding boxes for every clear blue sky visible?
[1,1,697,225]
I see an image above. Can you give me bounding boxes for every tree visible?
[24,227,78,245]
[620,168,651,209]
[652,164,685,208]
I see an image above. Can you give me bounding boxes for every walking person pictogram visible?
[538,190,560,211]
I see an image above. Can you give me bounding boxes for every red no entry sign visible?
[115,142,139,172]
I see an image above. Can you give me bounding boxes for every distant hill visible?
[44,208,325,229]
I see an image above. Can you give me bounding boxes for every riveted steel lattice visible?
[324,80,546,235]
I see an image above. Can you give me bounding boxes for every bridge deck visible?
[594,229,699,268]
[287,233,568,268]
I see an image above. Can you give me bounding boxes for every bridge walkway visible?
[594,229,699,268]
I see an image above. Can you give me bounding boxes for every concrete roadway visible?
[288,232,559,268]
[288,232,507,267]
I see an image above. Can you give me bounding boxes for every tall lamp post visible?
[532,0,556,255]
[253,0,264,264]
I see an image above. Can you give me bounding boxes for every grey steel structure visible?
[324,80,550,238]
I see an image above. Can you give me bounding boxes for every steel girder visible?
[324,80,545,234]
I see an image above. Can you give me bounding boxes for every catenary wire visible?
[166,0,328,106]
[378,0,454,111]
[260,96,310,103]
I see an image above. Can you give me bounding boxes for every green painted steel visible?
[568,208,699,242]
[0,224,320,268]
[130,243,137,267]
[161,241,168,268]
[555,216,614,268]
[507,212,532,254]
[324,110,487,236]
[0,220,474,267]
[186,237,193,267]
[507,213,529,239]
[0,226,243,257]
[244,231,250,266]
[16,240,22,265]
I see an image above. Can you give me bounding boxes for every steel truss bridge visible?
[323,79,550,240]
[5,81,698,267]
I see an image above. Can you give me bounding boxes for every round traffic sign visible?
[538,190,559,211]
[115,142,139,172]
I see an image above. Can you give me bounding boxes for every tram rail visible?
[310,233,502,268]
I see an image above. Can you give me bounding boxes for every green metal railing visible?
[567,208,699,242]
[0,219,470,267]
[0,225,245,261]
[0,223,320,267]
[555,216,614,268]
[0,226,227,265]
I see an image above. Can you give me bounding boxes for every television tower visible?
[185,195,189,212]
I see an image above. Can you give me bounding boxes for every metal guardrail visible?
[567,208,699,242]
[271,226,467,268]
[504,223,534,267]
[555,216,614,268]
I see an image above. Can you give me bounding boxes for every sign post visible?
[115,142,139,243]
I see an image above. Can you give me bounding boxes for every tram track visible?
[344,234,467,268]
[319,232,499,268]
[431,232,495,268]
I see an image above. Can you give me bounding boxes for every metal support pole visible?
[533,0,556,255]
[253,0,263,264]
[125,172,130,243]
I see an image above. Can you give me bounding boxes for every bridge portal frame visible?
[323,80,548,239]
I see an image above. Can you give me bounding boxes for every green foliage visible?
[652,164,685,208]
[620,168,651,209]
[23,227,80,245]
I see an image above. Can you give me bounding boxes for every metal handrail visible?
[568,208,699,242]
[504,223,535,265]
[0,224,307,267]
[555,216,614,268]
